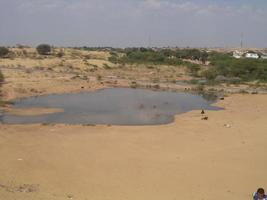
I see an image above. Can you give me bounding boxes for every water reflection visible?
[2,88,222,125]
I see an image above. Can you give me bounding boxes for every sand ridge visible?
[2,107,64,116]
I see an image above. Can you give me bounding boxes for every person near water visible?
[253,188,267,200]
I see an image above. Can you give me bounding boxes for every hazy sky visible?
[0,0,267,48]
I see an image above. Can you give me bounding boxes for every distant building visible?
[261,53,267,59]
[245,52,259,59]
[233,50,244,59]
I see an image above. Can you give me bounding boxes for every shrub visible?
[130,81,138,88]
[175,48,208,61]
[201,69,218,80]
[0,47,9,58]
[0,70,4,83]
[110,51,118,57]
[108,55,118,63]
[103,63,111,70]
[36,44,51,55]
[97,75,102,81]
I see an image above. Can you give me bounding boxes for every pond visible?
[1,88,222,125]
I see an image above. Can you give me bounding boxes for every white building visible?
[245,52,259,59]
[233,50,243,59]
[261,53,267,59]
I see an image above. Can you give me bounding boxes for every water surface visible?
[1,88,222,125]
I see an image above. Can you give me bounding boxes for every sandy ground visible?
[2,107,64,116]
[0,94,266,200]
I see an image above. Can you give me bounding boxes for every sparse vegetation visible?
[97,74,102,81]
[186,63,201,76]
[108,55,119,63]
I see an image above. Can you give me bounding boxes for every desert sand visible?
[2,107,64,116]
[0,94,266,200]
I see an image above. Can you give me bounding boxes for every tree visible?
[36,44,51,55]
[0,47,9,58]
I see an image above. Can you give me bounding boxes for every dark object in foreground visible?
[201,116,208,120]
[253,188,266,200]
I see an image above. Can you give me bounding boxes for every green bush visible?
[36,44,51,55]
[0,47,9,58]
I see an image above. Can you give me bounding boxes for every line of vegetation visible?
[0,47,8,106]
[108,48,205,76]
[72,46,121,53]
[109,48,267,83]
[109,48,208,63]
[203,52,267,83]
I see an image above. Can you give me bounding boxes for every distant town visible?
[233,50,267,59]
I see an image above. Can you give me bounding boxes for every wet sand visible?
[0,94,266,200]
[2,107,64,116]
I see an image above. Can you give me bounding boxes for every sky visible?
[0,0,267,48]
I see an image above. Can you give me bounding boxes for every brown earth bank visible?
[0,48,191,101]
[0,94,266,200]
